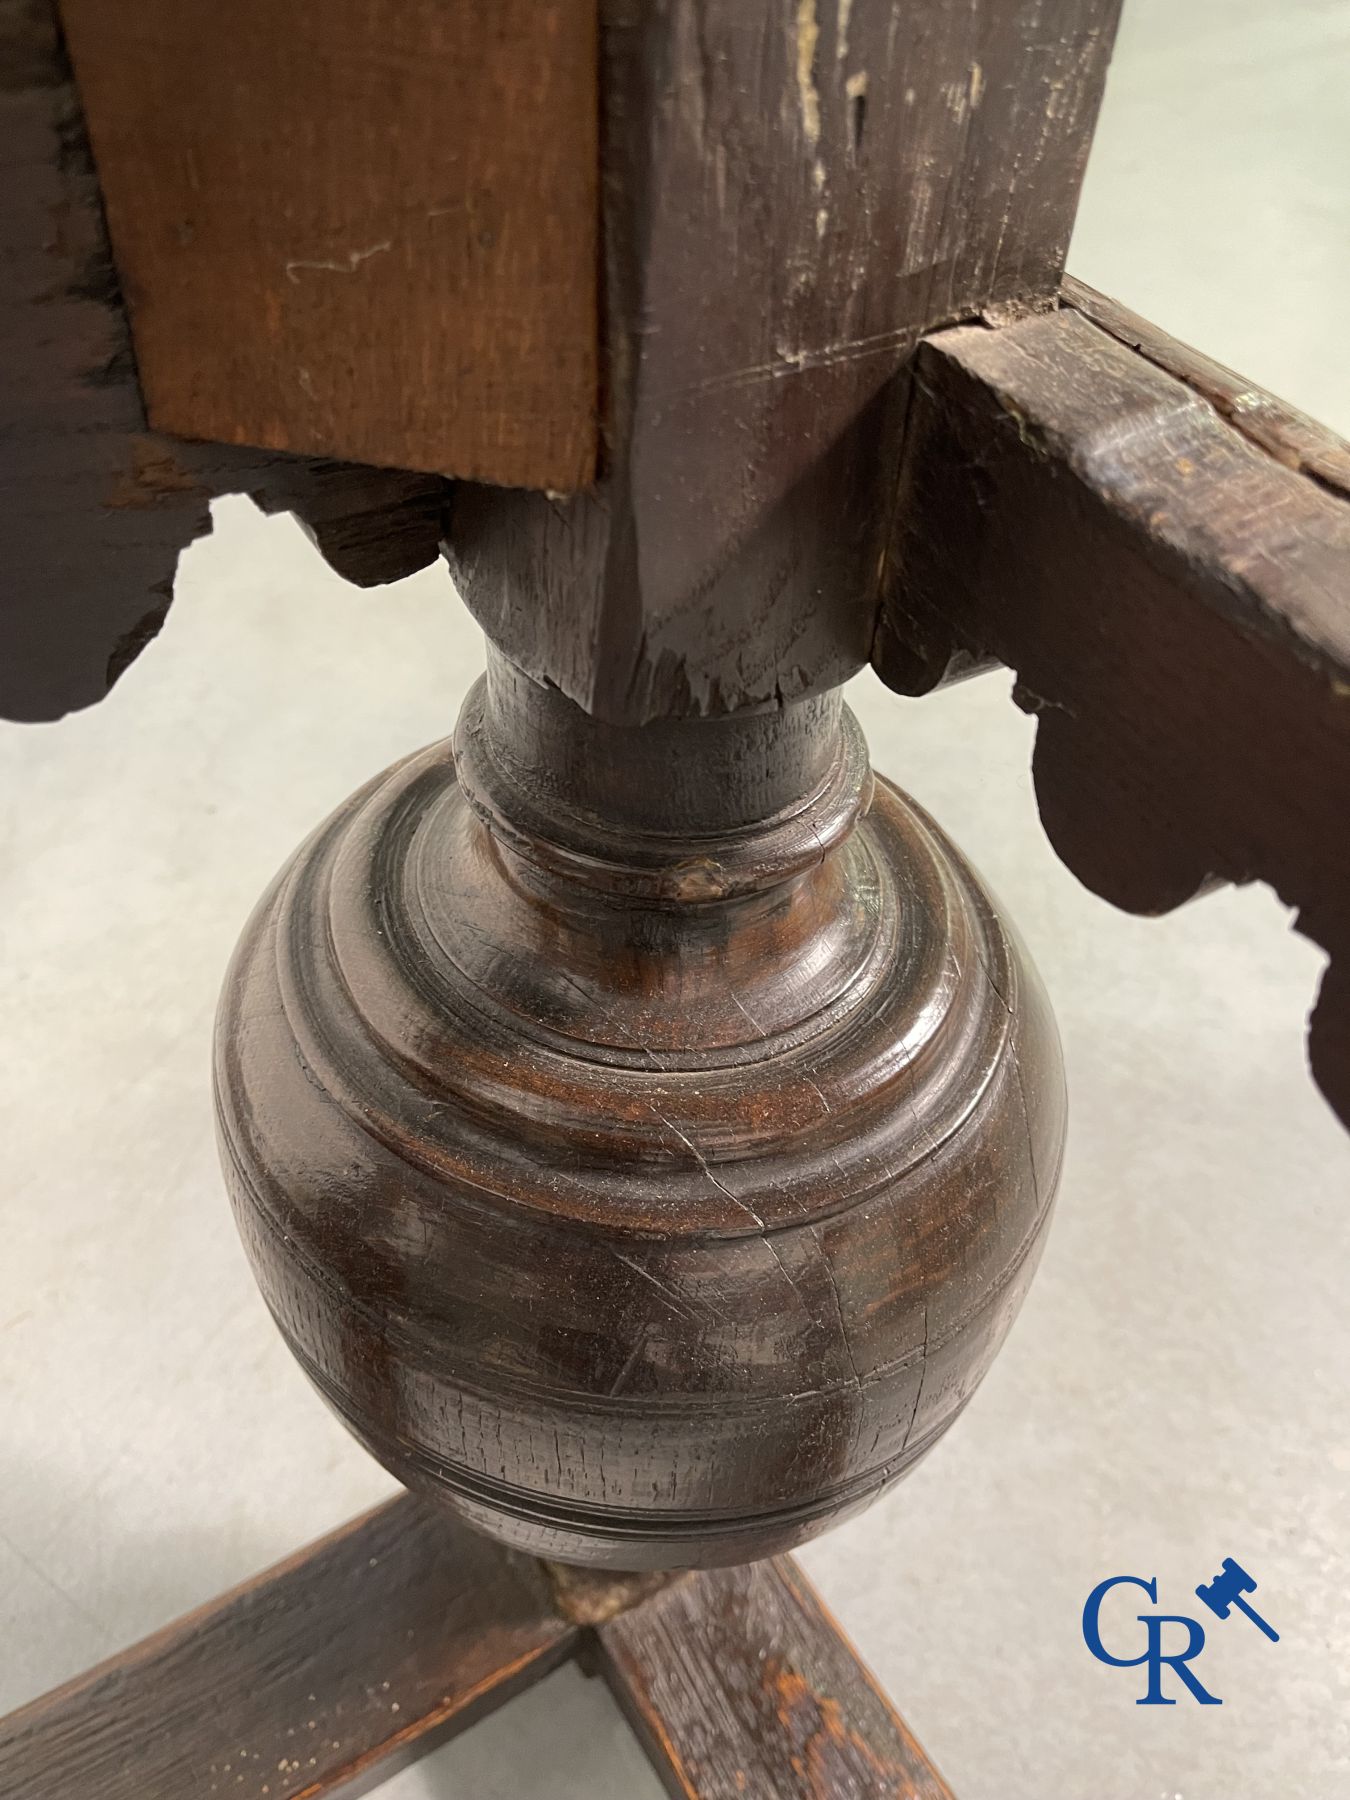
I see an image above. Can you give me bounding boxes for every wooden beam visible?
[0,1496,578,1800]
[0,1,447,724]
[449,0,1123,723]
[597,1556,954,1799]
[0,0,211,723]
[57,0,599,487]
[874,286,1350,1132]
[0,1496,966,1800]
[1063,278,1350,494]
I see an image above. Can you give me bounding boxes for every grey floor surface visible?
[2,3,1348,1796]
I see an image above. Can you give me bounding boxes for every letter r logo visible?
[1082,1575,1221,1706]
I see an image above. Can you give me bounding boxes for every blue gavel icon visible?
[1195,1558,1279,1643]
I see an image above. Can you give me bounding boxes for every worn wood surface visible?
[0,1494,577,1800]
[543,1562,682,1629]
[215,645,1064,1567]
[1063,277,1350,495]
[57,0,599,487]
[874,297,1350,1131]
[449,0,1122,723]
[0,0,447,723]
[0,0,213,723]
[599,1555,955,1799]
[0,1495,964,1800]
[10,0,1118,725]
[234,456,445,591]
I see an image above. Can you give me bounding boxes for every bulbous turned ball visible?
[215,651,1065,1568]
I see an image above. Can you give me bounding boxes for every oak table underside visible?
[0,1495,954,1800]
[7,2,1346,1139]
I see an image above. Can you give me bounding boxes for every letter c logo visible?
[1082,1575,1158,1667]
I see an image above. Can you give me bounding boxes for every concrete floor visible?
[2,2,1347,1795]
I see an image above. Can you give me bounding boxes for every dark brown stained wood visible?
[448,0,1122,724]
[57,0,599,488]
[234,455,447,591]
[215,646,1065,1570]
[0,0,449,722]
[0,1494,578,1800]
[1063,277,1350,495]
[873,301,1350,1132]
[598,1555,955,1799]
[0,0,213,723]
[0,1499,962,1800]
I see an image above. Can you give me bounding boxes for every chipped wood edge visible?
[874,296,1350,1134]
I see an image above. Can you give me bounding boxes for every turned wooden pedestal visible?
[4,0,1348,1794]
[215,650,1064,1570]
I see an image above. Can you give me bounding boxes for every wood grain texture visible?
[236,456,446,591]
[1,1499,964,1800]
[215,647,1065,1567]
[0,0,213,723]
[0,1494,577,1800]
[57,0,599,487]
[598,1555,954,1799]
[1064,277,1350,496]
[448,0,1122,723]
[873,300,1350,1131]
[0,0,448,722]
